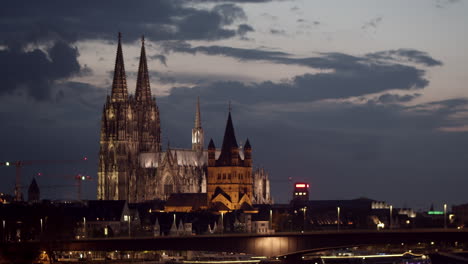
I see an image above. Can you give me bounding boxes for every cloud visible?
[213,3,247,25]
[163,43,441,71]
[0,41,85,100]
[154,71,256,86]
[150,54,168,67]
[161,43,440,101]
[435,0,462,8]
[0,0,251,47]
[237,24,254,36]
[374,93,421,104]
[361,17,383,31]
[270,29,286,35]
[167,64,428,105]
[0,0,256,100]
[367,49,443,67]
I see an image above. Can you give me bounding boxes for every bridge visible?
[3,229,468,262]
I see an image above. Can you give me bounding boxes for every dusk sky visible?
[1,0,467,209]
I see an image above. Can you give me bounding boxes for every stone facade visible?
[207,114,254,211]
[98,34,271,205]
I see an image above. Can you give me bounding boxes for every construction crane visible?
[35,173,92,201]
[0,157,88,201]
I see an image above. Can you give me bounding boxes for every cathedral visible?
[97,34,272,207]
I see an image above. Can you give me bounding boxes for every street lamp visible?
[83,217,86,238]
[337,207,340,231]
[2,220,5,242]
[389,205,393,229]
[303,207,307,232]
[221,212,224,234]
[444,203,447,229]
[269,209,273,231]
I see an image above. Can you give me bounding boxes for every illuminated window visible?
[124,215,129,221]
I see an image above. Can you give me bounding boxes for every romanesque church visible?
[97,34,272,207]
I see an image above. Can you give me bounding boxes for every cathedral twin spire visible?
[111,32,128,102]
[110,33,203,151]
[111,33,153,103]
[135,36,152,102]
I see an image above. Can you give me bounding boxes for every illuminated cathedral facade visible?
[97,34,272,207]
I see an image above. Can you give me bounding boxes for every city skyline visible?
[0,0,468,209]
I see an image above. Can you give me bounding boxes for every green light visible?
[428,211,444,215]
[5,162,9,166]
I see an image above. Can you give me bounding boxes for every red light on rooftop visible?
[83,157,88,161]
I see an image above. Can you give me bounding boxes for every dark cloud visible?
[0,41,85,100]
[162,42,290,60]
[157,89,468,206]
[162,43,439,101]
[373,93,421,104]
[167,65,427,104]
[149,54,168,67]
[0,0,251,47]
[154,71,256,85]
[270,29,286,35]
[367,49,443,67]
[0,0,255,100]
[213,4,247,25]
[163,43,441,72]
[0,81,105,199]
[237,24,254,36]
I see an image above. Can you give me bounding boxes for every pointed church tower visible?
[135,36,151,103]
[135,35,161,152]
[192,97,204,152]
[111,32,128,102]
[98,33,138,201]
[207,108,254,211]
[28,178,40,203]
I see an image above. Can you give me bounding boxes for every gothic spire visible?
[192,96,204,151]
[111,32,128,102]
[217,112,239,165]
[195,96,201,129]
[135,35,152,102]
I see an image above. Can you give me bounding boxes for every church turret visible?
[110,32,128,103]
[244,138,252,167]
[192,97,204,152]
[208,138,216,166]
